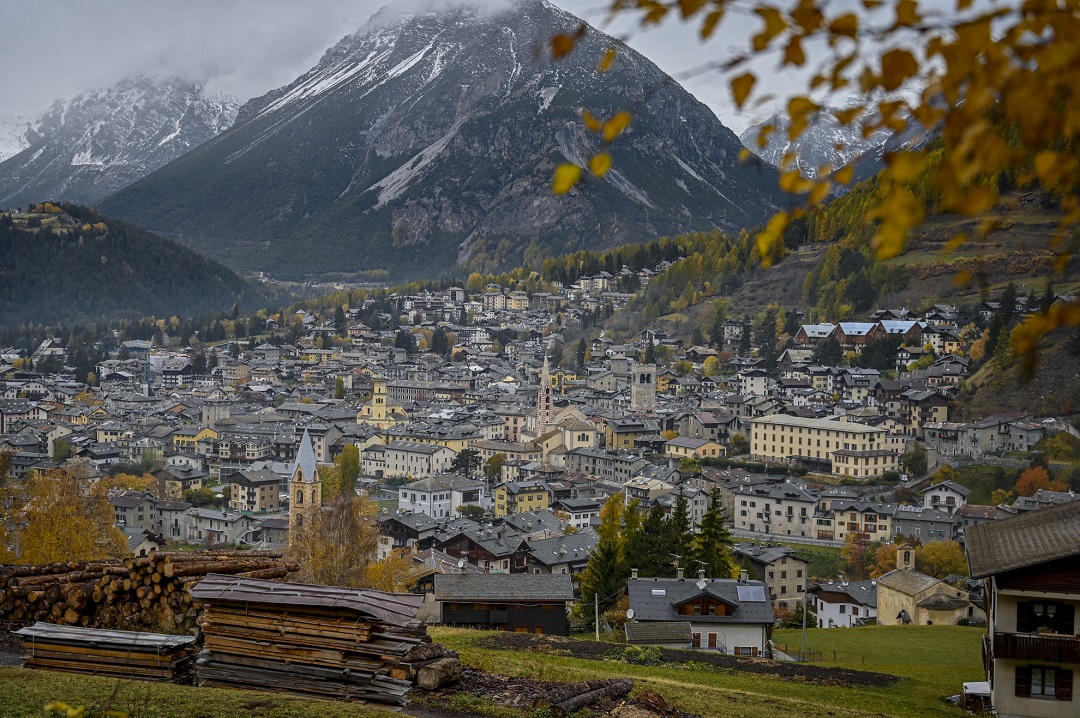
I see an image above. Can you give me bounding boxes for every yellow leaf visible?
[1034,151,1074,189]
[791,0,824,33]
[678,0,707,18]
[731,73,756,109]
[895,0,921,27]
[598,47,616,73]
[834,106,863,125]
[953,270,972,286]
[551,34,576,60]
[862,0,882,7]
[752,7,787,51]
[955,185,997,215]
[886,152,927,183]
[739,148,752,162]
[834,164,855,185]
[701,9,724,38]
[756,124,775,149]
[809,180,832,206]
[787,96,819,140]
[828,13,858,38]
[552,164,582,194]
[944,233,967,253]
[602,111,633,142]
[756,212,791,265]
[780,169,814,194]
[957,0,973,9]
[880,49,918,91]
[590,152,613,177]
[784,36,806,66]
[582,110,602,132]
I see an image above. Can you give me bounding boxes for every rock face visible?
[0,115,32,163]
[740,109,933,185]
[100,0,782,280]
[0,76,238,208]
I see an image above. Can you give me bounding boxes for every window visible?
[1015,666,1073,701]
[1017,601,1075,635]
[839,605,847,614]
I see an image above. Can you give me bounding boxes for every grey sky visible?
[0,0,805,132]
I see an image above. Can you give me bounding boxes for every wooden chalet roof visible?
[966,499,1080,579]
[189,574,423,626]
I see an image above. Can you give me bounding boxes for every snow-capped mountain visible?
[0,115,32,163]
[740,109,934,185]
[0,76,238,208]
[101,0,782,279]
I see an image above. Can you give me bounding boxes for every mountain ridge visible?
[0,75,238,208]
[99,0,783,280]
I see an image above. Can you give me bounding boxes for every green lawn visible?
[433,624,985,718]
[773,625,986,716]
[0,667,401,718]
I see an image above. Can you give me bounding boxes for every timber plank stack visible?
[15,622,197,683]
[0,551,297,633]
[191,574,428,705]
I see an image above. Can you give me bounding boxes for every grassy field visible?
[433,624,986,718]
[0,667,401,718]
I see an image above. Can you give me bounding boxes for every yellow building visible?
[664,436,726,459]
[750,414,899,478]
[493,480,552,517]
[356,376,407,429]
[604,418,648,449]
[171,425,219,453]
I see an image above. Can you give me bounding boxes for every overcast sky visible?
[0,0,808,133]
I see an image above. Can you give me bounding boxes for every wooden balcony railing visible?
[993,632,1080,664]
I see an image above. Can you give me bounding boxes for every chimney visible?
[697,568,706,580]
[739,570,749,583]
[631,568,639,579]
[676,567,685,579]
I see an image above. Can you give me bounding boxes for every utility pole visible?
[801,592,808,661]
[594,592,600,641]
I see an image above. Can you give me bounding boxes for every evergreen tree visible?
[692,491,736,579]
[575,338,587,371]
[811,335,842,366]
[738,319,752,355]
[626,504,674,577]
[667,488,693,565]
[334,376,345,400]
[432,327,450,357]
[581,493,628,614]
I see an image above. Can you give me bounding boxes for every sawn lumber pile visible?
[15,621,197,683]
[0,551,297,633]
[191,574,431,705]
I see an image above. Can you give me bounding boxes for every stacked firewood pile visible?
[15,621,197,683]
[0,551,297,633]
[191,574,433,705]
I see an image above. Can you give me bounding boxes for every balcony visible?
[993,632,1080,664]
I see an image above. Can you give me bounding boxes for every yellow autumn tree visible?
[7,469,127,564]
[552,0,1080,363]
[287,493,414,592]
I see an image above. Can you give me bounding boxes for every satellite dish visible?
[696,578,707,590]
[625,608,635,620]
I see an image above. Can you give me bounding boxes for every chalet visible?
[809,579,878,627]
[834,322,885,353]
[923,480,971,515]
[626,573,774,655]
[434,573,574,634]
[967,500,1080,718]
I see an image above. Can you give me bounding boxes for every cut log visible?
[416,657,463,690]
[550,680,633,717]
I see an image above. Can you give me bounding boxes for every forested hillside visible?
[0,204,264,326]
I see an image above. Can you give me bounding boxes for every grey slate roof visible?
[434,573,574,602]
[627,577,773,625]
[966,498,1080,578]
[625,621,693,645]
[876,569,941,596]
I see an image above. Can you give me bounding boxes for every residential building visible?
[228,468,281,513]
[434,574,574,635]
[733,544,809,609]
[493,480,552,517]
[398,474,487,519]
[751,414,899,478]
[809,580,879,628]
[625,573,774,655]
[967,500,1080,718]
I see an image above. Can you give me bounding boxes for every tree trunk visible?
[417,657,463,690]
